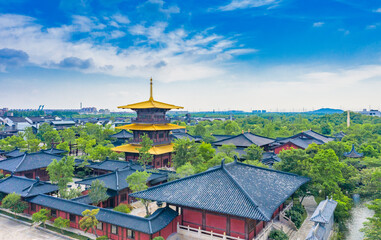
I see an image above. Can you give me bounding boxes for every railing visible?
[128,139,172,146]
[177,223,243,240]
[254,220,274,240]
[131,117,171,124]
[279,201,297,231]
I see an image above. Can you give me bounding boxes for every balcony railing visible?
[128,139,172,146]
[177,223,243,240]
[131,117,171,124]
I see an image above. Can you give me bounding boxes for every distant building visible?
[0,108,9,117]
[358,109,381,117]
[80,107,98,114]
[50,120,76,130]
[98,109,111,115]
[0,116,31,131]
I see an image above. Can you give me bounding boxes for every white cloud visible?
[373,8,381,13]
[0,14,254,82]
[147,0,180,15]
[111,14,130,24]
[313,22,324,27]
[219,0,278,11]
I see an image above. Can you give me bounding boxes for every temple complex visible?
[112,79,185,168]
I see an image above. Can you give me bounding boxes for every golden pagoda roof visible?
[118,78,183,110]
[111,143,174,155]
[116,123,185,131]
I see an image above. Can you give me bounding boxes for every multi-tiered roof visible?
[112,78,185,156]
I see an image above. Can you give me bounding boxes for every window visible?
[127,229,135,239]
[120,194,127,202]
[31,203,36,212]
[51,209,57,218]
[96,222,103,230]
[70,214,76,223]
[111,225,118,235]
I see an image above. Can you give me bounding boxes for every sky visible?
[0,0,380,112]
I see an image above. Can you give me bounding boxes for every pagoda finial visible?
[149,77,153,100]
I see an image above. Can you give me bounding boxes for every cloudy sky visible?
[0,0,380,112]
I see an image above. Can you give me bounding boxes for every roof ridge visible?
[234,161,310,179]
[14,153,27,172]
[130,166,224,196]
[221,163,269,221]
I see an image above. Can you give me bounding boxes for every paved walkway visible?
[292,196,317,240]
[0,214,70,240]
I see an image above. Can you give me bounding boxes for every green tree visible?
[53,217,70,233]
[218,144,238,158]
[224,121,240,135]
[113,204,131,214]
[126,171,151,216]
[26,138,41,153]
[361,199,381,240]
[47,156,75,197]
[1,193,28,218]
[56,141,70,153]
[32,208,50,228]
[153,237,165,240]
[172,138,203,169]
[60,128,76,143]
[176,162,196,178]
[37,123,54,140]
[243,144,263,161]
[138,134,153,169]
[89,180,109,206]
[194,124,206,136]
[43,130,61,148]
[79,209,100,238]
[274,149,310,175]
[198,142,215,161]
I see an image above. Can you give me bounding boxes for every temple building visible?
[112,79,185,168]
[343,144,364,158]
[131,159,310,240]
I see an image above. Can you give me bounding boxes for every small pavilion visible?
[343,144,364,158]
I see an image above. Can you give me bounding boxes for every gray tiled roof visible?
[76,168,168,191]
[306,223,326,240]
[27,194,178,234]
[3,148,24,158]
[213,133,274,147]
[343,145,364,158]
[88,159,148,172]
[41,148,67,155]
[310,199,337,224]
[131,160,309,221]
[0,152,63,172]
[110,130,133,139]
[0,176,58,197]
[171,132,202,142]
[261,152,282,165]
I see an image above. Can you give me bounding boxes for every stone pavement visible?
[0,214,70,240]
[291,196,318,240]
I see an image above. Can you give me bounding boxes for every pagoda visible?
[112,78,185,168]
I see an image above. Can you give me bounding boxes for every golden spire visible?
[149,77,153,101]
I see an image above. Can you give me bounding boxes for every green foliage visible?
[176,162,195,178]
[60,187,83,200]
[285,204,306,229]
[89,180,109,206]
[32,208,50,227]
[354,167,381,198]
[198,142,215,161]
[172,138,203,169]
[0,135,27,151]
[79,209,100,237]
[126,171,151,216]
[47,156,75,197]
[153,237,165,240]
[43,130,61,148]
[138,134,153,168]
[1,193,28,217]
[360,199,381,240]
[268,229,289,240]
[243,144,263,161]
[53,217,70,233]
[96,236,109,240]
[27,139,41,152]
[113,204,132,214]
[37,123,54,140]
[242,159,269,168]
[60,128,76,143]
[56,141,70,153]
[224,121,240,135]
[218,144,238,158]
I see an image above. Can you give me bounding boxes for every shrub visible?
[113,203,132,214]
[53,217,70,233]
[153,237,165,240]
[269,229,288,240]
[96,236,109,240]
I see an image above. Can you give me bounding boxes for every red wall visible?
[205,213,226,234]
[183,208,202,228]
[274,143,301,154]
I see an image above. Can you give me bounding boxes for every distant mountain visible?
[307,108,344,114]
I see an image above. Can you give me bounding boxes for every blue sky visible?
[0,0,380,112]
